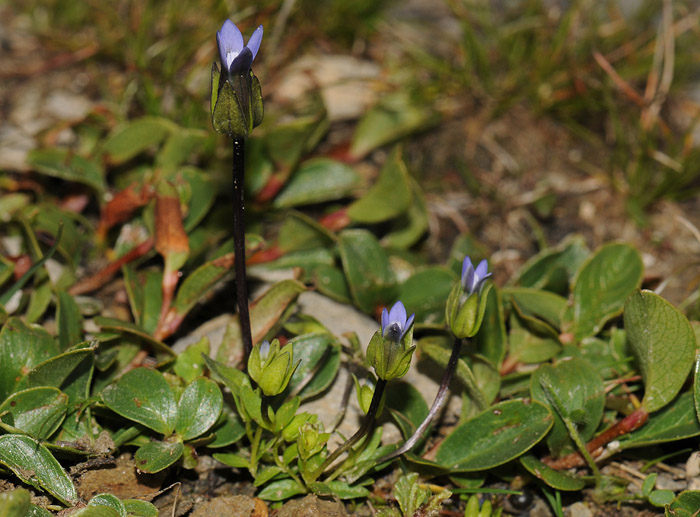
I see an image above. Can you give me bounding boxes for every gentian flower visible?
[211,20,264,138]
[217,21,263,78]
[461,257,492,295]
[446,255,493,338]
[381,301,415,342]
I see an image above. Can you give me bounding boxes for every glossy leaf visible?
[530,358,605,457]
[176,377,223,441]
[27,148,105,193]
[505,288,567,330]
[88,494,126,516]
[56,290,83,350]
[257,478,306,501]
[474,286,507,366]
[134,440,184,473]
[565,243,643,339]
[346,147,412,223]
[274,158,360,208]
[0,318,58,402]
[102,117,174,164]
[25,347,94,392]
[0,387,68,440]
[434,399,552,471]
[625,290,696,412]
[520,454,585,491]
[282,333,340,401]
[338,229,396,313]
[349,93,439,159]
[398,267,455,324]
[620,392,700,449]
[0,435,78,505]
[101,368,177,435]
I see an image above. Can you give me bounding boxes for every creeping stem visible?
[314,378,388,479]
[376,336,462,464]
[232,137,253,360]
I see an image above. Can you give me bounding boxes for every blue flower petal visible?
[247,25,264,61]
[217,20,245,71]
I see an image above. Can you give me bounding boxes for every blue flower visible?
[461,257,492,296]
[217,20,263,76]
[259,340,270,361]
[381,301,415,342]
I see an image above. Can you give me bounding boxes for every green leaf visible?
[123,499,159,517]
[0,387,68,440]
[649,490,675,507]
[102,117,174,164]
[620,392,700,449]
[324,481,370,500]
[520,454,585,491]
[509,328,561,364]
[56,290,83,350]
[313,266,351,303]
[394,472,430,516]
[207,405,245,448]
[474,286,507,366]
[175,377,223,441]
[101,368,177,435]
[381,178,429,249]
[530,358,605,457]
[94,317,175,361]
[565,243,643,340]
[171,256,230,318]
[624,290,696,412]
[70,507,121,517]
[346,147,412,223]
[133,440,184,473]
[385,382,429,441]
[26,148,105,193]
[155,129,207,173]
[434,399,553,471]
[505,288,567,330]
[0,435,78,505]
[123,267,163,335]
[173,336,209,383]
[0,318,59,402]
[349,94,440,160]
[668,491,700,516]
[398,267,455,324]
[281,333,340,401]
[338,229,396,313]
[513,235,589,292]
[213,452,249,468]
[25,347,94,393]
[88,494,127,517]
[257,478,306,501]
[274,158,360,208]
[277,211,335,253]
[0,488,30,517]
[26,504,53,517]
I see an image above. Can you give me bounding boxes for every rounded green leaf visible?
[338,229,397,313]
[101,368,177,435]
[134,441,184,473]
[102,117,174,164]
[398,267,455,324]
[0,435,78,506]
[434,399,553,471]
[0,318,59,402]
[520,454,584,491]
[88,494,127,517]
[668,491,700,516]
[176,377,223,441]
[566,243,643,339]
[620,392,700,449]
[0,387,68,440]
[530,357,605,457]
[123,500,159,517]
[346,147,412,223]
[281,333,340,401]
[274,158,360,208]
[624,290,696,412]
[257,479,306,501]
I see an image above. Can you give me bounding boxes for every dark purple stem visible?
[376,336,462,464]
[232,137,253,360]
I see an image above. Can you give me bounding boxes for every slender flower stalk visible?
[211,20,265,361]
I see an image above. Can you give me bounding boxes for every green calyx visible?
[445,281,493,338]
[365,328,416,381]
[211,62,264,139]
[247,339,298,397]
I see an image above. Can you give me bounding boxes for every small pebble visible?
[567,502,592,517]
